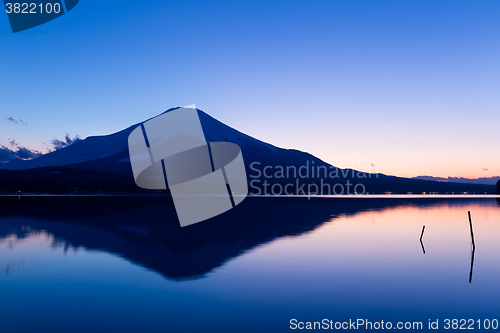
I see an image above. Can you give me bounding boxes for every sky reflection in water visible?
[0,198,499,332]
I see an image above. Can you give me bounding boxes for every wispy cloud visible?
[0,145,42,163]
[0,132,83,163]
[4,117,28,126]
[50,134,82,150]
[0,146,18,162]
[482,168,488,172]
[5,117,18,124]
[16,146,42,159]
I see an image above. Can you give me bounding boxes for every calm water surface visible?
[0,197,499,332]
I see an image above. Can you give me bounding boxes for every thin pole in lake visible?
[420,225,426,254]
[469,245,476,284]
[468,211,476,283]
[468,211,476,249]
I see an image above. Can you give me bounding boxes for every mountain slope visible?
[412,176,500,186]
[1,107,278,176]
[0,107,496,194]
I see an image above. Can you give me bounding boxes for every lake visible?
[1,196,499,332]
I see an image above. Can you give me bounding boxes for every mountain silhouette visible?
[413,175,500,186]
[0,107,496,194]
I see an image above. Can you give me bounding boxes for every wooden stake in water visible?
[468,211,476,283]
[468,211,475,249]
[420,225,426,254]
[469,245,475,283]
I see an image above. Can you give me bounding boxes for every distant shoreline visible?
[1,194,499,198]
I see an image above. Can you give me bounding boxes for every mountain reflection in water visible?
[0,196,497,281]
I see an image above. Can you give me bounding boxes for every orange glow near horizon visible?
[235,201,500,273]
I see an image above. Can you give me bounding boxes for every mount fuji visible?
[0,107,496,194]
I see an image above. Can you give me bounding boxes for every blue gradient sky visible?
[1,0,499,178]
